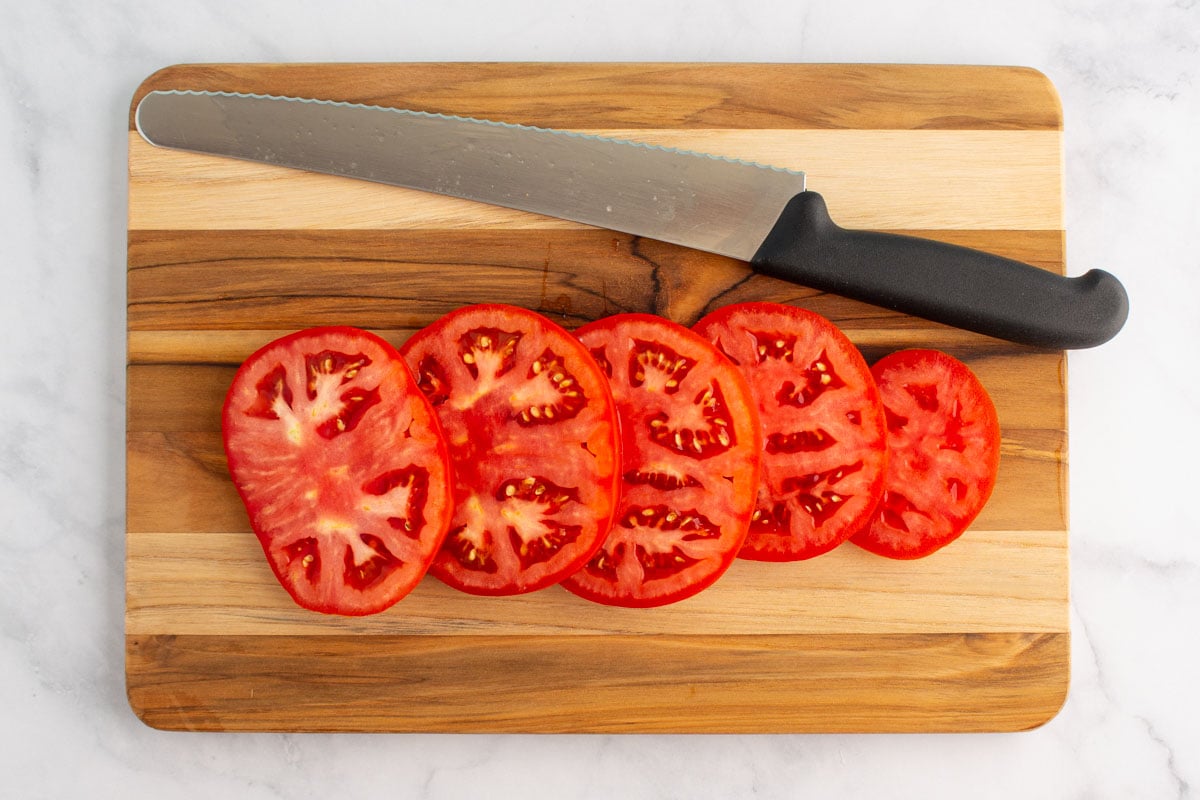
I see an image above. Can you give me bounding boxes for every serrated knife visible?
[134,90,1128,349]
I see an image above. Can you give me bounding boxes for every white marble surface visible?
[2,0,1197,797]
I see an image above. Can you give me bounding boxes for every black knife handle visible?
[749,192,1128,349]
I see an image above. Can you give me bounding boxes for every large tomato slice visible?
[400,304,620,595]
[222,327,453,616]
[850,349,1000,559]
[694,302,888,561]
[562,314,762,607]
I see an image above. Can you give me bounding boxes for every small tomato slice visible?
[400,304,620,595]
[850,349,1000,559]
[562,314,762,607]
[694,302,887,561]
[222,327,453,616]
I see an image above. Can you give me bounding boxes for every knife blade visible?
[134,90,1128,349]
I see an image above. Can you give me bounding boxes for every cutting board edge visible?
[124,62,1071,734]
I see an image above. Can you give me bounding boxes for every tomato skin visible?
[850,349,1001,559]
[400,304,621,596]
[562,314,762,607]
[693,302,888,561]
[222,327,453,616]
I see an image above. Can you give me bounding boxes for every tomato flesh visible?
[222,327,453,615]
[400,304,620,595]
[562,314,762,607]
[850,349,1000,559]
[693,302,888,561]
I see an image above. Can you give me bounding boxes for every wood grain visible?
[126,63,1070,733]
[127,228,1065,333]
[126,530,1065,637]
[129,63,1063,131]
[126,632,1068,733]
[128,130,1062,231]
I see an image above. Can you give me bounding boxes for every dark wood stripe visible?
[125,632,1069,732]
[125,425,1063,534]
[127,229,1064,332]
[130,63,1063,132]
[127,347,1065,431]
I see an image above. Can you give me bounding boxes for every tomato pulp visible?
[694,302,888,560]
[562,314,762,607]
[222,327,453,615]
[850,349,1001,559]
[400,304,621,595]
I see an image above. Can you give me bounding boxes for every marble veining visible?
[2,1,1198,797]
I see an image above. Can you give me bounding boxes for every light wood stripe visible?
[128,129,1062,231]
[125,530,1066,637]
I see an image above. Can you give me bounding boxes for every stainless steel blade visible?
[135,90,806,261]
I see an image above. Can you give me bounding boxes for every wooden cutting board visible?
[126,63,1069,733]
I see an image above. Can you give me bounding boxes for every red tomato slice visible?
[400,304,620,595]
[222,327,453,616]
[850,349,1000,559]
[694,302,888,561]
[562,314,762,607]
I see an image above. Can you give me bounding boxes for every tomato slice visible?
[850,349,1000,559]
[222,327,453,615]
[693,302,888,561]
[561,314,762,607]
[400,304,620,595]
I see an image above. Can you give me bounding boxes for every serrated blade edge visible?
[135,90,807,261]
